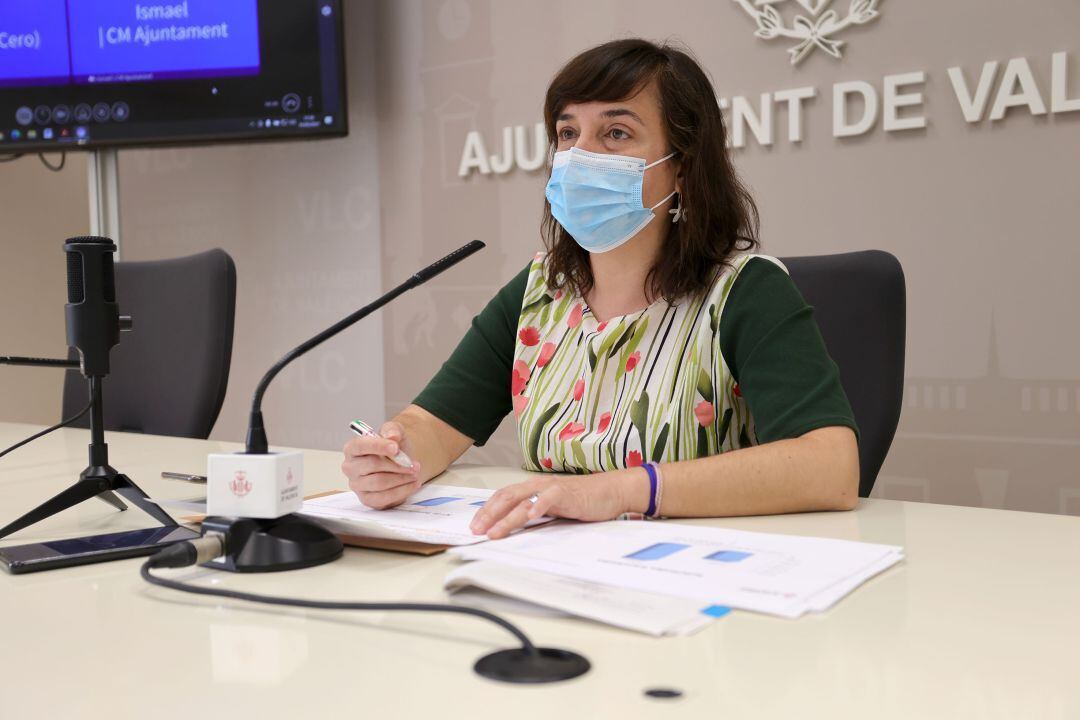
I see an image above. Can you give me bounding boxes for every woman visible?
[342,39,859,539]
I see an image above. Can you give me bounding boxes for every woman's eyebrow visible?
[601,108,645,125]
[557,108,645,125]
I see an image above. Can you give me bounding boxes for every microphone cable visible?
[0,400,92,461]
[0,152,68,171]
[38,152,67,172]
[140,538,539,655]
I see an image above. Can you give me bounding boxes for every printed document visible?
[446,560,722,636]
[298,485,551,546]
[450,520,903,618]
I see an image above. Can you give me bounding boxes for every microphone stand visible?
[140,240,589,683]
[204,240,489,573]
[0,360,177,540]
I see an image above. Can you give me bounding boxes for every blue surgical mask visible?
[545,147,677,254]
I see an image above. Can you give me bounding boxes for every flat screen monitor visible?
[0,0,347,153]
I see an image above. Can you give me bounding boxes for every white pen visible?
[349,419,415,468]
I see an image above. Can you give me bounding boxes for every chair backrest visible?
[62,249,236,440]
[779,250,906,497]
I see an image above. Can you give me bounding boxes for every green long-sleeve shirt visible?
[414,257,857,448]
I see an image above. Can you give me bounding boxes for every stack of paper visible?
[448,520,903,622]
[446,560,725,636]
[297,485,552,546]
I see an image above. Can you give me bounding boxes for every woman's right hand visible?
[341,421,423,510]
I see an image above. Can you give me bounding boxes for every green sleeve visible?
[411,264,529,445]
[718,257,859,444]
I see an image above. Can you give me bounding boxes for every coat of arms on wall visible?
[733,0,881,65]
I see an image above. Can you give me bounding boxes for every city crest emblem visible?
[230,470,252,498]
[733,0,881,65]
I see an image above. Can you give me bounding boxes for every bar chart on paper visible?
[452,521,904,618]
[624,543,691,561]
[298,485,552,546]
[623,543,754,563]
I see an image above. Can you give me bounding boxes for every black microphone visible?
[0,236,173,540]
[64,236,123,377]
[1,238,130,373]
[245,239,486,454]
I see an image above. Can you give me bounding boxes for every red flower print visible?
[597,411,612,434]
[519,326,540,346]
[733,383,742,398]
[625,351,641,373]
[540,457,553,469]
[695,400,715,427]
[597,321,608,332]
[573,378,585,401]
[627,450,643,467]
[513,395,529,418]
[567,303,583,329]
[558,421,586,442]
[511,359,530,396]
[537,342,556,368]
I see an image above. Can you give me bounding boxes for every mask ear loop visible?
[643,151,677,170]
[649,190,678,211]
[645,151,679,212]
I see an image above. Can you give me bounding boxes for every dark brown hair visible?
[542,38,760,303]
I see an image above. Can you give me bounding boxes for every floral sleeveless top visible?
[513,252,787,473]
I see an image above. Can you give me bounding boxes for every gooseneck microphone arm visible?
[245,240,486,454]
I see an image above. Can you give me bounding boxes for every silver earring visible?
[668,195,686,224]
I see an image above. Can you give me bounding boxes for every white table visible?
[0,422,1077,719]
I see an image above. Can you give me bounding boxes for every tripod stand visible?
[0,375,176,540]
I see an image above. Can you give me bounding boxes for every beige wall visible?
[116,2,384,451]
[0,154,89,425]
[373,0,1080,515]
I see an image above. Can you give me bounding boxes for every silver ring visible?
[527,493,540,505]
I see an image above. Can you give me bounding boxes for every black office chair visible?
[62,248,237,440]
[780,250,906,497]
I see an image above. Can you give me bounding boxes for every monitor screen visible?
[0,0,347,152]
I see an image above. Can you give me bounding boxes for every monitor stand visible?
[88,148,121,254]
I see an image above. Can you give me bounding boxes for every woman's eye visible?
[609,128,629,140]
[558,128,576,141]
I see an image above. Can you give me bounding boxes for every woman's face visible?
[554,80,679,210]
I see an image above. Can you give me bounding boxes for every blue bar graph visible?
[412,496,460,507]
[624,542,690,561]
[705,550,752,563]
[700,605,732,618]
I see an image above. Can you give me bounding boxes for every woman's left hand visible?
[469,470,642,539]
